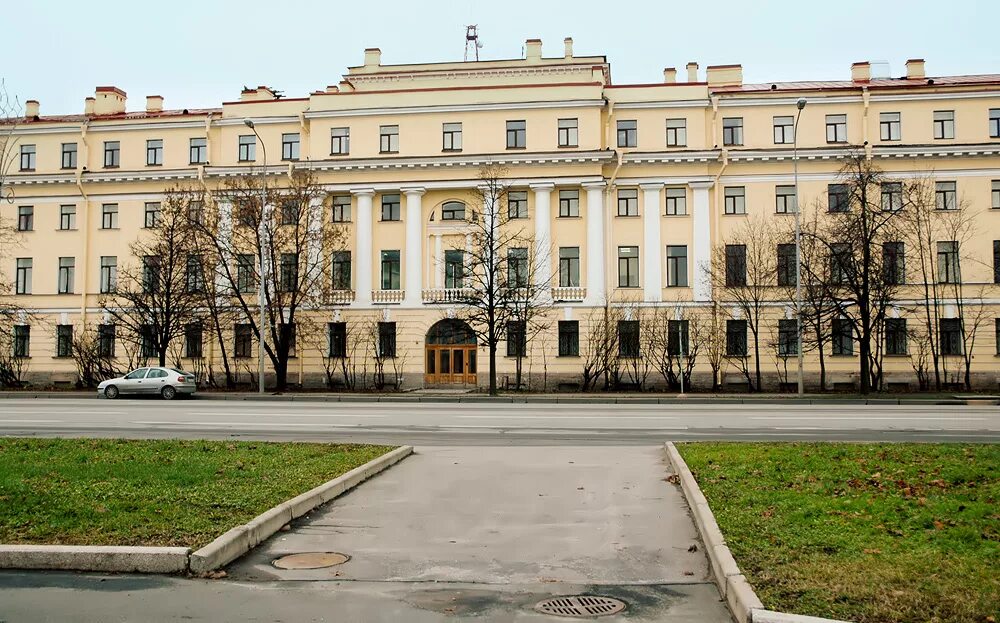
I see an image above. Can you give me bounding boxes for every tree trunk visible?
[488,343,497,396]
[752,331,762,392]
[816,324,827,391]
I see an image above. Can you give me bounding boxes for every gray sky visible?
[5,0,998,115]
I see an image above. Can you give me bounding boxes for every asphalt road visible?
[0,398,997,443]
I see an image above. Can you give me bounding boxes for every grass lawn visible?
[679,443,1000,623]
[0,438,394,548]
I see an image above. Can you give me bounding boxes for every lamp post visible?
[793,98,807,396]
[244,119,267,394]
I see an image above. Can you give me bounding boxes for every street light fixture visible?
[244,119,267,394]
[793,98,806,396]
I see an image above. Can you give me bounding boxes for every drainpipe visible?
[77,121,91,325]
[602,98,623,305]
[710,96,727,256]
[861,86,872,160]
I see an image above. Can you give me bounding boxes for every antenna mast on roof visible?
[464,25,482,61]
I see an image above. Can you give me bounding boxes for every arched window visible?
[441,201,466,221]
[426,319,477,345]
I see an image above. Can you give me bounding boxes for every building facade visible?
[3,39,1000,390]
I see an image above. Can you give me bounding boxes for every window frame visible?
[557,118,578,148]
[506,320,527,357]
[937,241,960,284]
[380,194,401,221]
[508,191,528,219]
[724,186,746,215]
[617,188,639,217]
[143,202,161,228]
[378,322,397,358]
[441,201,466,221]
[101,203,119,229]
[939,318,963,356]
[666,118,687,147]
[185,322,204,359]
[665,187,687,215]
[238,134,256,162]
[616,119,637,148]
[379,126,399,154]
[832,318,854,356]
[776,243,797,287]
[772,116,794,144]
[15,258,32,295]
[330,127,350,155]
[234,324,253,359]
[57,256,75,294]
[828,183,849,212]
[13,325,29,358]
[722,117,743,146]
[726,319,748,357]
[146,139,163,166]
[100,256,117,294]
[281,133,301,160]
[442,122,462,151]
[20,144,36,171]
[61,142,78,169]
[56,324,73,358]
[825,114,847,143]
[879,112,901,141]
[558,320,580,357]
[618,246,640,288]
[666,245,688,287]
[328,322,347,358]
[774,185,797,214]
[444,250,464,289]
[331,250,352,290]
[935,181,957,210]
[17,206,33,231]
[933,110,955,140]
[558,189,579,217]
[506,120,526,149]
[507,247,529,288]
[991,108,1000,139]
[885,318,908,356]
[331,195,351,223]
[380,250,401,290]
[778,319,798,356]
[558,247,580,288]
[189,137,207,164]
[618,320,640,358]
[103,141,120,168]
[59,205,76,230]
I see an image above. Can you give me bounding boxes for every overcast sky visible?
[4,0,998,115]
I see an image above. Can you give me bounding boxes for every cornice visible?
[613,99,712,110]
[623,150,720,164]
[303,150,614,172]
[304,99,605,119]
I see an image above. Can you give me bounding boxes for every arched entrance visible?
[425,319,477,386]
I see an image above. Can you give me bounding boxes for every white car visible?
[98,367,197,400]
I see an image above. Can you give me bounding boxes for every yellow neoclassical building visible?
[3,38,1000,391]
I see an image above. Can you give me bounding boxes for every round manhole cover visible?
[534,595,627,618]
[271,552,350,570]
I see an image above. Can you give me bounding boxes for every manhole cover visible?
[271,552,350,570]
[534,595,627,618]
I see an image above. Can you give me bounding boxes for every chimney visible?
[24,100,39,118]
[707,64,743,87]
[239,86,278,102]
[145,95,163,113]
[563,37,573,58]
[363,47,382,68]
[663,68,677,83]
[525,38,542,63]
[906,58,926,80]
[851,61,871,82]
[84,97,95,115]
[686,62,699,83]
[93,86,127,115]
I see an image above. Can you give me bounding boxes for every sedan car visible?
[98,367,197,400]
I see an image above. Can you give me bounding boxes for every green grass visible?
[679,443,1000,623]
[0,438,394,548]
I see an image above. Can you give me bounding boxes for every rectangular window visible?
[380,250,400,290]
[328,322,347,358]
[507,247,528,288]
[828,183,849,212]
[725,244,747,287]
[882,241,905,285]
[559,247,580,287]
[442,122,462,151]
[98,324,116,358]
[666,118,687,147]
[187,200,204,226]
[100,256,117,293]
[773,116,794,144]
[506,120,526,149]
[667,245,688,287]
[378,322,396,358]
[143,256,160,294]
[379,126,398,153]
[618,320,640,358]
[935,181,957,210]
[879,112,901,141]
[444,250,464,289]
[236,254,256,293]
[778,319,798,356]
[238,135,256,162]
[186,254,205,293]
[558,190,579,217]
[144,202,161,228]
[933,110,955,139]
[668,320,689,356]
[992,109,1000,139]
[280,253,298,292]
[618,246,639,288]
[59,205,76,230]
[881,182,902,212]
[665,187,687,215]
[724,186,746,215]
[189,137,207,164]
[332,251,352,290]
[282,133,300,160]
[994,240,1000,284]
[825,114,847,143]
[13,325,29,358]
[331,195,351,222]
[58,257,75,294]
[722,117,743,146]
[330,127,350,155]
[506,321,526,357]
[996,319,1000,355]
[20,144,35,171]
[15,258,31,294]
[830,242,851,285]
[185,323,203,358]
[381,194,400,221]
[617,120,637,147]
[56,324,73,358]
[282,323,296,359]
[940,318,963,356]
[508,191,528,219]
[61,142,77,169]
[994,181,1000,209]
[146,139,163,166]
[104,141,120,168]
[775,185,797,214]
[280,199,300,225]
[726,320,747,357]
[832,318,853,355]
[558,118,578,147]
[234,324,253,358]
[17,206,33,231]
[617,188,638,216]
[558,320,579,356]
[441,201,465,221]
[776,243,797,287]
[885,318,908,356]
[937,241,960,284]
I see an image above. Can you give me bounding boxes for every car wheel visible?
[161,386,177,401]
[104,385,120,399]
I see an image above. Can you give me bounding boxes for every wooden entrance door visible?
[424,345,477,385]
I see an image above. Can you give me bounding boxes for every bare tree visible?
[0,80,21,204]
[580,301,621,391]
[0,81,25,386]
[646,304,700,391]
[794,207,840,390]
[700,303,727,391]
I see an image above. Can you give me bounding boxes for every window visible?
[778,319,798,356]
[775,185,797,214]
[58,257,75,294]
[279,253,298,292]
[104,141,120,167]
[558,190,579,217]
[59,205,76,230]
[144,202,161,228]
[933,110,955,139]
[56,325,73,358]
[727,243,748,288]
[442,122,462,151]
[102,204,118,229]
[994,181,1000,209]
[378,322,396,357]
[506,321,526,357]
[726,320,747,357]
[508,191,528,219]
[15,258,31,294]
[100,256,117,293]
[992,109,1000,139]
[187,201,204,225]
[667,245,688,287]
[380,250,400,290]
[940,318,963,356]
[379,126,398,154]
[773,116,794,144]
[146,139,163,166]
[236,254,256,293]
[882,241,905,285]
[280,200,299,225]
[559,247,580,287]
[665,188,686,215]
[881,182,902,212]
[332,195,351,222]
[445,250,464,289]
[722,117,743,146]
[558,118,578,147]
[937,241,960,284]
[441,201,465,221]
[20,144,35,171]
[666,118,687,146]
[558,321,579,356]
[328,322,347,358]
[238,135,256,162]
[281,323,296,359]
[381,194,401,221]
[17,206,33,231]
[506,120,526,149]
[234,324,253,358]
[617,120,637,147]
[776,243,796,287]
[618,320,640,358]
[618,246,639,288]
[143,256,160,293]
[832,318,853,355]
[996,319,1000,355]
[935,181,957,210]
[189,137,207,164]
[185,323,203,358]
[13,325,29,358]
[617,188,638,216]
[507,247,528,288]
[235,197,254,226]
[830,243,852,285]
[332,251,351,290]
[668,320,689,356]
[98,324,116,358]
[282,133,300,160]
[994,240,1000,284]
[828,184,849,212]
[879,112,901,141]
[330,127,350,155]
[61,142,77,169]
[885,318,908,355]
[186,254,205,293]
[825,114,847,143]
[724,187,746,215]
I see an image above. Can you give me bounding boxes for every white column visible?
[640,183,663,302]
[583,182,606,305]
[530,183,554,298]
[402,187,425,307]
[434,234,444,288]
[352,188,375,306]
[689,181,714,302]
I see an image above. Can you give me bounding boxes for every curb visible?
[664,443,851,623]
[0,544,190,573]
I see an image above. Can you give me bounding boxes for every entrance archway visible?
[424,319,477,386]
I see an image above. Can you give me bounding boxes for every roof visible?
[712,73,1000,93]
[2,107,222,125]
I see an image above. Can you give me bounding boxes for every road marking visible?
[455,415,678,420]
[133,421,362,428]
[750,416,987,421]
[0,419,63,423]
[184,412,386,418]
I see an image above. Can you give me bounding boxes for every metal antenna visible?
[464,25,482,61]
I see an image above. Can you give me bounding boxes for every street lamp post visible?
[793,99,807,396]
[244,119,267,394]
